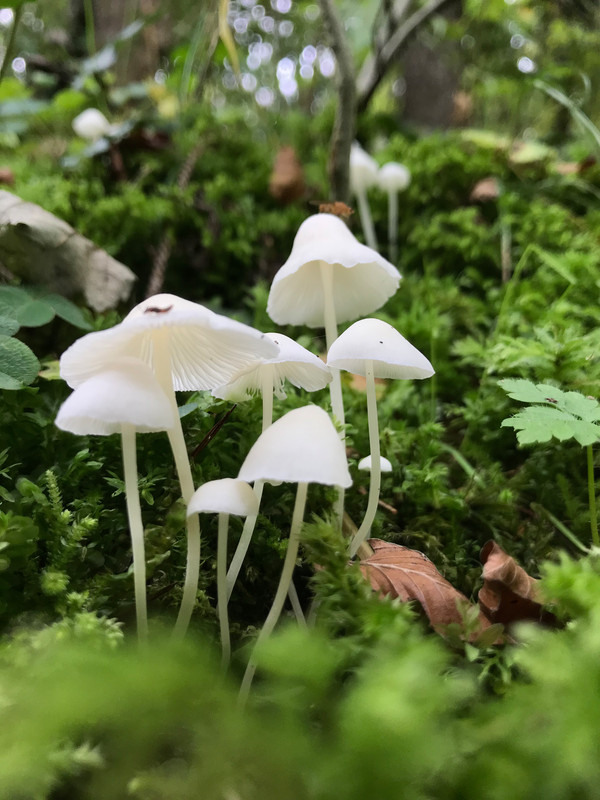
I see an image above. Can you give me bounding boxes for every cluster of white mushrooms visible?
[350,142,411,262]
[54,211,433,695]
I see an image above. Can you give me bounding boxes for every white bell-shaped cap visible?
[60,293,278,391]
[212,332,332,401]
[55,357,175,435]
[358,455,392,473]
[187,478,259,517]
[350,143,379,194]
[327,318,434,380]
[378,162,411,193]
[72,108,113,142]
[267,215,400,328]
[238,405,352,487]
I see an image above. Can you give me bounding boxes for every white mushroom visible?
[212,332,332,603]
[237,405,351,701]
[187,479,258,667]
[72,108,114,142]
[378,162,411,263]
[358,455,392,473]
[55,357,176,642]
[350,143,379,250]
[60,293,278,638]
[327,318,433,556]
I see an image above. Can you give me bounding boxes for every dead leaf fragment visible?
[478,541,556,627]
[268,146,305,204]
[360,539,489,633]
[318,201,354,218]
[470,177,500,203]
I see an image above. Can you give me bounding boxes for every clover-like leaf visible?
[0,334,40,389]
[499,379,600,447]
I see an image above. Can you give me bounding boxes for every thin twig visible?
[356,0,454,112]
[318,0,356,203]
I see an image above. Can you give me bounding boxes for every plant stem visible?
[120,423,148,642]
[587,445,598,547]
[83,0,96,55]
[388,190,398,262]
[238,481,309,705]
[0,6,23,87]
[350,361,381,557]
[217,512,231,667]
[356,187,378,250]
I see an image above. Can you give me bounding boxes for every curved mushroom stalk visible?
[378,162,411,264]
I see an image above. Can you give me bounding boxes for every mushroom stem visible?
[350,359,381,557]
[217,512,231,667]
[121,423,148,642]
[356,187,377,250]
[225,367,274,601]
[388,189,398,263]
[319,262,345,525]
[152,334,201,638]
[239,481,309,704]
[261,365,274,432]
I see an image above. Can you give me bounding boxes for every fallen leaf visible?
[268,146,305,204]
[360,539,490,633]
[317,201,354,218]
[0,190,135,311]
[470,176,500,203]
[478,541,556,627]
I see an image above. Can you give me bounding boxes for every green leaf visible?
[0,334,40,389]
[499,379,600,447]
[0,287,55,327]
[40,294,92,330]
[0,314,19,336]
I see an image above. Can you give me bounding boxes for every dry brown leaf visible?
[360,539,489,633]
[478,541,556,627]
[317,201,354,218]
[470,176,500,203]
[268,146,305,204]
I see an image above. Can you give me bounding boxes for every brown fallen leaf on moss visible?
[478,541,557,627]
[360,539,491,634]
[268,146,305,204]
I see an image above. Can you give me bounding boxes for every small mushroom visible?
[55,357,176,642]
[72,108,114,142]
[350,143,379,250]
[237,405,351,701]
[358,455,392,473]
[60,293,278,637]
[187,479,258,667]
[378,162,411,263]
[212,332,332,602]
[327,318,433,557]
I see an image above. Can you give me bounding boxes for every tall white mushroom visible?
[378,162,411,263]
[60,293,277,637]
[327,318,434,557]
[212,332,332,601]
[237,404,352,701]
[350,143,379,250]
[187,478,258,667]
[55,357,176,642]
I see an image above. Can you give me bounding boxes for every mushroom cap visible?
[60,293,278,391]
[358,455,393,473]
[378,162,411,193]
[327,318,434,379]
[266,215,401,328]
[55,357,175,435]
[187,478,258,517]
[237,405,352,487]
[72,108,113,141]
[350,143,379,194]
[212,332,332,401]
